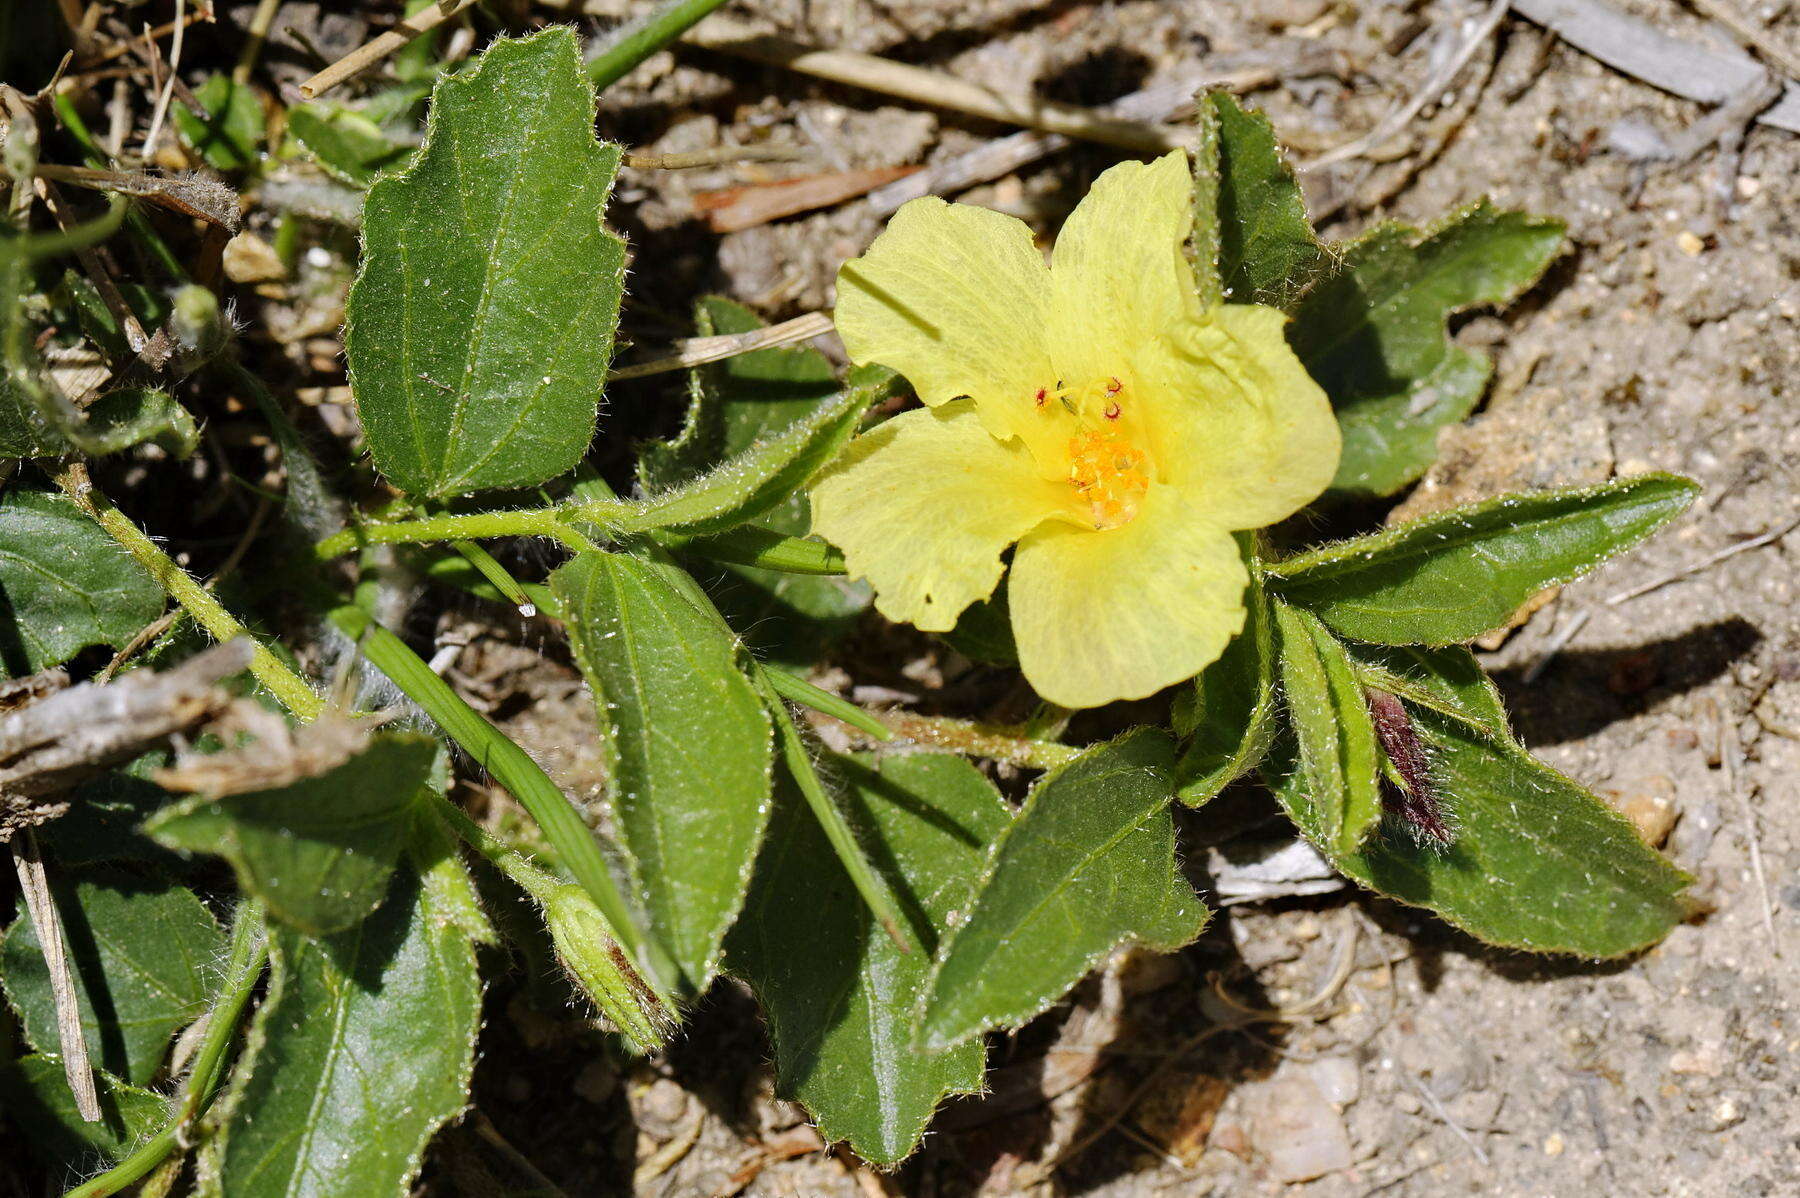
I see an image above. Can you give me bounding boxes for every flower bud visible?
[541,884,674,1053]
[171,283,228,369]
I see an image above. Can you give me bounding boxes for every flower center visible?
[1036,376,1151,530]
[1066,428,1149,531]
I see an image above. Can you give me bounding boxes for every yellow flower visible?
[810,152,1340,708]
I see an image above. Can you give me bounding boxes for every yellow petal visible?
[1140,304,1341,527]
[834,198,1065,459]
[1008,484,1247,708]
[1046,151,1203,390]
[809,402,1079,633]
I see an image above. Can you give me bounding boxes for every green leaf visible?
[1,240,70,458]
[552,549,772,995]
[645,297,872,662]
[79,387,201,458]
[0,489,163,677]
[1268,474,1700,645]
[1,871,225,1085]
[1206,92,1332,311]
[1288,201,1566,496]
[288,102,414,187]
[0,1054,167,1168]
[199,854,482,1197]
[620,371,885,538]
[1341,641,1510,737]
[40,753,191,872]
[1272,601,1384,855]
[1175,540,1274,805]
[729,755,1005,1163]
[1267,705,1690,956]
[918,729,1208,1051]
[146,733,436,935]
[346,29,625,498]
[171,75,264,171]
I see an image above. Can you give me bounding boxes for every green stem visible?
[586,0,732,91]
[63,901,270,1198]
[315,506,576,558]
[756,671,918,955]
[13,194,127,259]
[325,604,674,987]
[870,711,1081,771]
[430,796,560,904]
[55,468,325,722]
[763,666,892,742]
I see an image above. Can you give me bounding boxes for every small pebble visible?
[1676,230,1706,256]
[1544,1132,1566,1156]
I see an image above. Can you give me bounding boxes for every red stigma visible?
[1104,401,1121,420]
[1034,387,1047,406]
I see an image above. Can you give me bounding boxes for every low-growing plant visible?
[0,19,1696,1192]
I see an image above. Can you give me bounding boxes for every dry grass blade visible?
[8,831,100,1122]
[609,310,834,379]
[300,0,479,98]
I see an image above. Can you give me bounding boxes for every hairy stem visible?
[63,901,269,1198]
[54,465,324,722]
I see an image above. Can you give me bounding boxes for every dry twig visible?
[686,17,1186,155]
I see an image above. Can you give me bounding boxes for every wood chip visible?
[691,164,919,232]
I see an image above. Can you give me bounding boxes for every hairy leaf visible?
[288,102,414,187]
[80,387,202,458]
[918,730,1208,1050]
[1,871,225,1085]
[0,489,163,677]
[1288,201,1566,496]
[172,75,264,171]
[553,549,772,995]
[729,755,1004,1163]
[347,29,624,497]
[147,733,435,935]
[1268,474,1699,645]
[0,239,66,458]
[1341,641,1511,737]
[199,857,482,1197]
[1267,704,1690,956]
[643,298,872,662]
[1273,601,1384,855]
[1175,539,1275,805]
[618,368,887,538]
[1206,92,1333,310]
[0,1054,167,1168]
